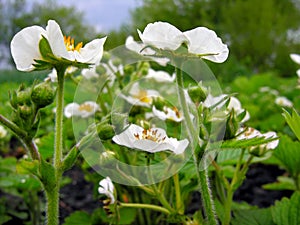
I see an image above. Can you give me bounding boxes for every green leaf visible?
[282,108,300,141]
[62,211,92,225]
[271,192,300,225]
[273,135,300,178]
[61,146,79,172]
[16,159,39,178]
[0,157,17,173]
[232,208,275,225]
[262,176,296,191]
[39,158,56,190]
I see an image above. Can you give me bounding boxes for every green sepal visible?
[39,35,55,60]
[39,157,56,190]
[61,146,80,172]
[220,135,278,149]
[282,108,300,141]
[16,158,40,178]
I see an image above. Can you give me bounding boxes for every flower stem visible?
[175,63,217,225]
[173,173,184,214]
[119,202,171,215]
[45,66,66,225]
[0,114,40,160]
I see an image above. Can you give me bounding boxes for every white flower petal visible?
[10,25,45,71]
[184,27,229,63]
[112,124,188,154]
[145,69,175,82]
[125,36,169,66]
[290,53,300,65]
[138,22,187,50]
[46,20,69,59]
[64,103,80,118]
[79,37,107,64]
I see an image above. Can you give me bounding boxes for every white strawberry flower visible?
[98,177,115,204]
[11,20,106,71]
[64,101,99,118]
[112,124,189,154]
[136,21,229,63]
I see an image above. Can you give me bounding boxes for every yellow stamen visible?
[134,128,166,143]
[133,90,152,103]
[64,35,83,52]
[79,103,94,112]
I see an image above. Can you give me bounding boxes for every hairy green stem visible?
[45,66,66,225]
[0,114,40,160]
[173,173,184,214]
[175,64,217,225]
[120,202,171,215]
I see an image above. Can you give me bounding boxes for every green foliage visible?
[282,108,300,141]
[232,208,275,225]
[271,192,300,225]
[62,211,92,225]
[273,135,300,189]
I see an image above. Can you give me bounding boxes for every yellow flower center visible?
[64,36,83,52]
[134,129,166,143]
[133,90,152,103]
[79,103,94,112]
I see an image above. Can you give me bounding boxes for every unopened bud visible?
[31,82,56,108]
[16,88,32,106]
[101,51,111,64]
[224,110,239,140]
[18,105,33,119]
[97,124,115,140]
[188,85,207,104]
[112,58,122,67]
[96,64,107,75]
[152,96,166,111]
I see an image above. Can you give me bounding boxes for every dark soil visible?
[2,162,294,224]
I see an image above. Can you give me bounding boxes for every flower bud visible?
[224,110,239,140]
[101,51,111,64]
[188,85,207,104]
[97,124,115,140]
[96,64,107,75]
[31,82,56,108]
[112,57,122,67]
[152,96,166,111]
[123,65,134,75]
[18,105,33,119]
[16,88,32,106]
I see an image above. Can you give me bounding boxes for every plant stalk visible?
[175,63,217,225]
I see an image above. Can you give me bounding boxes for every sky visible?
[32,0,140,32]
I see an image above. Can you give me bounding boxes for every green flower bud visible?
[101,51,111,64]
[31,82,56,108]
[224,110,239,140]
[112,57,122,67]
[152,96,166,111]
[188,85,207,104]
[141,64,150,76]
[97,124,115,140]
[96,64,107,75]
[123,65,134,75]
[18,105,33,119]
[16,88,32,106]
